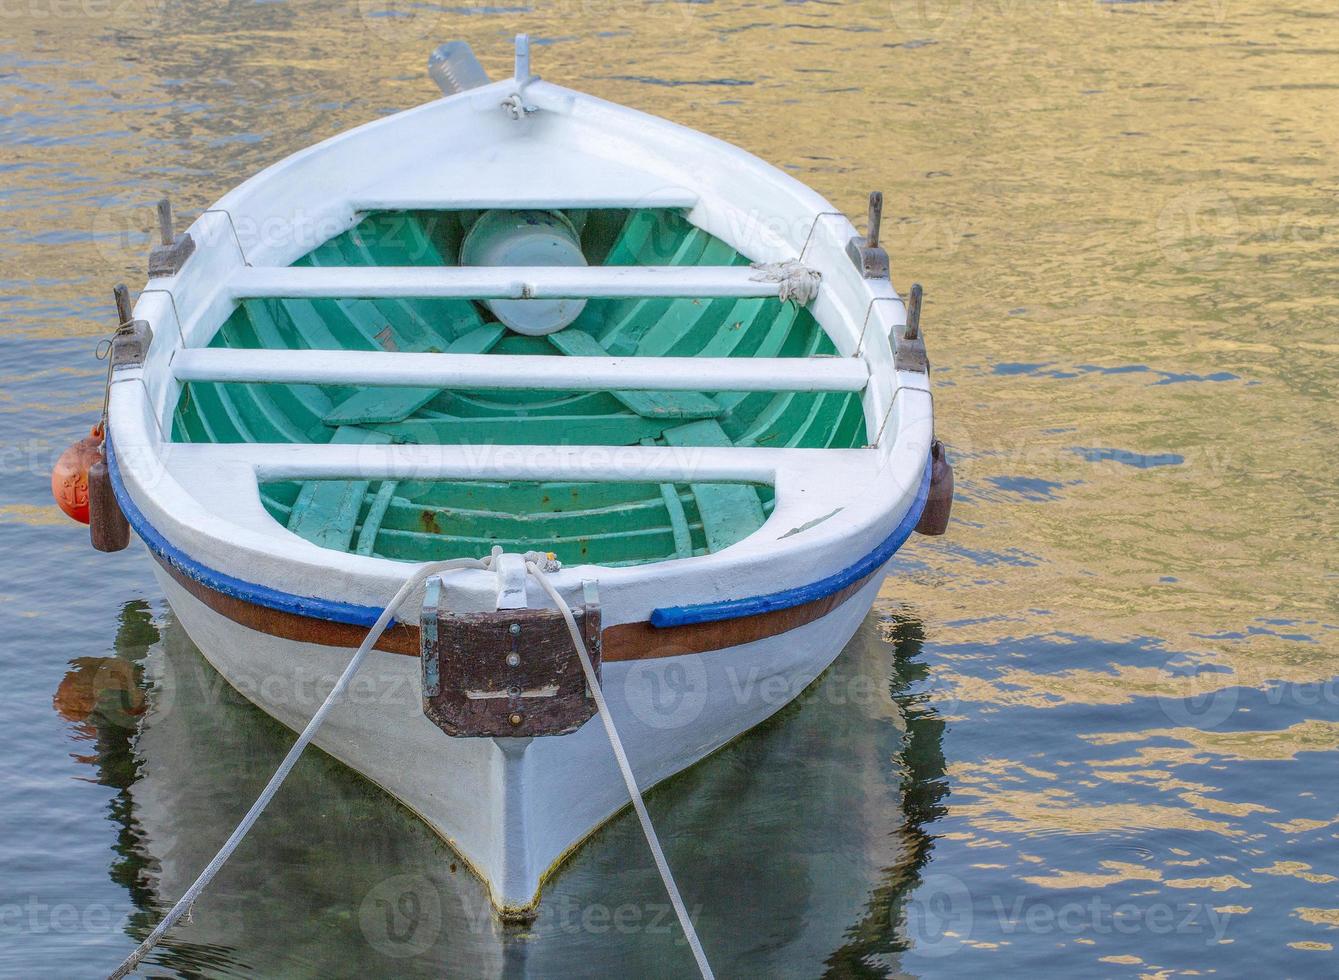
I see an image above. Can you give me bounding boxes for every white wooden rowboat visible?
[95,37,949,922]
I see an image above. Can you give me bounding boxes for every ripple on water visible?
[6,0,1339,975]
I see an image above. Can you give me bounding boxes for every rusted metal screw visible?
[506,652,521,667]
[508,712,523,726]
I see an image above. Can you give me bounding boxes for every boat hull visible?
[150,555,889,915]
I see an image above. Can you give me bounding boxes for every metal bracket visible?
[846,191,890,279]
[110,284,152,368]
[501,34,538,119]
[428,41,490,95]
[514,32,535,85]
[422,576,443,697]
[147,198,195,278]
[420,591,602,738]
[581,579,599,698]
[892,282,928,372]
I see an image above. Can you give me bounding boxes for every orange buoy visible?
[52,425,104,525]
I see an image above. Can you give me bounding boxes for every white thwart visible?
[170,348,869,393]
[155,441,878,485]
[226,265,794,300]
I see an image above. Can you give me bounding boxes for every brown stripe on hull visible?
[602,572,874,660]
[155,555,874,662]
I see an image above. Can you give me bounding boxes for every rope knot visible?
[749,260,822,306]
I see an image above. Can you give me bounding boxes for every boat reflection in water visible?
[60,600,947,977]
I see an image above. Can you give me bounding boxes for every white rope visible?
[110,553,713,980]
[109,556,489,979]
[748,259,822,306]
[526,562,715,980]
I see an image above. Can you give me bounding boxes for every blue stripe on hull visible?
[107,434,931,630]
[105,436,388,627]
[649,454,933,627]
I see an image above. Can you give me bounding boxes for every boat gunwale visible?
[107,432,931,633]
[108,75,933,627]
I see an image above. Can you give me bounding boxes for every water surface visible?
[2,0,1336,976]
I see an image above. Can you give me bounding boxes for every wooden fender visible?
[915,440,953,536]
[89,450,131,552]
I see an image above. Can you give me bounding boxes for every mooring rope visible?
[110,554,712,979]
[109,556,489,979]
[526,562,715,980]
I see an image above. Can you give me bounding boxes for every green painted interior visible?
[172,209,867,566]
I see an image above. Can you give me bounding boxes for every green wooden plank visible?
[601,209,663,266]
[216,382,310,443]
[226,302,334,427]
[380,491,678,540]
[546,329,721,420]
[641,438,693,558]
[660,483,695,557]
[273,295,357,350]
[208,303,311,443]
[336,212,483,347]
[389,479,669,512]
[364,412,666,446]
[734,326,829,446]
[287,427,392,551]
[662,419,765,553]
[713,301,801,420]
[634,295,736,357]
[432,389,625,419]
[596,228,716,354]
[323,324,506,426]
[354,480,399,556]
[177,381,244,443]
[571,212,705,353]
[830,395,869,448]
[371,524,682,565]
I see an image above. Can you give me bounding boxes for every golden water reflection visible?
[7,0,1337,972]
